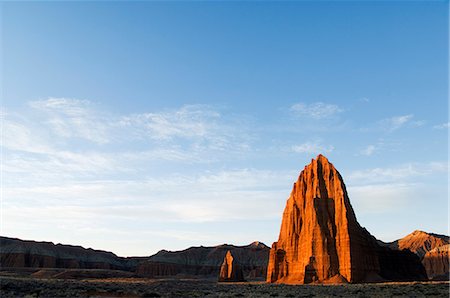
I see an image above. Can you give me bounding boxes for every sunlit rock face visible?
[422,244,449,280]
[267,155,427,284]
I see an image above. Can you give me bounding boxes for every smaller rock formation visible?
[218,250,244,282]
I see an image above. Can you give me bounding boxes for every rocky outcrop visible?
[136,242,269,279]
[218,250,244,282]
[267,155,427,284]
[0,237,141,271]
[388,231,449,280]
[422,245,449,280]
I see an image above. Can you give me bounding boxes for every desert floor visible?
[1,275,449,298]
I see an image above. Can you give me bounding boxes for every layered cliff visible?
[267,155,427,284]
[0,236,141,271]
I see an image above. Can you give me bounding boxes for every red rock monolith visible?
[266,155,426,284]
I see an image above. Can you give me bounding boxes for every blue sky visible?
[1,1,448,256]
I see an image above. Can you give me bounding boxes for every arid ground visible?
[1,274,449,298]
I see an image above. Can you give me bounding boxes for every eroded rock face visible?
[0,237,140,271]
[388,230,450,280]
[218,251,244,282]
[422,245,449,280]
[267,155,426,284]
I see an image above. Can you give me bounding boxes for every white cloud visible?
[3,119,53,154]
[433,122,450,129]
[290,102,343,119]
[2,99,256,186]
[360,114,425,133]
[379,114,414,132]
[119,104,251,152]
[119,105,219,141]
[358,140,388,156]
[29,98,90,116]
[360,145,376,156]
[291,141,334,154]
[347,161,448,185]
[29,98,111,144]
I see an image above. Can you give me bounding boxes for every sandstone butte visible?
[267,154,427,284]
[218,250,245,282]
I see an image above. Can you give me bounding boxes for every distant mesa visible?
[0,236,140,271]
[218,250,245,282]
[267,154,427,284]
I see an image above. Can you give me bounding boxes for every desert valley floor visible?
[1,273,449,298]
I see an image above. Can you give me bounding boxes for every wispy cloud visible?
[290,102,343,119]
[3,118,54,154]
[380,114,413,131]
[29,98,112,144]
[291,141,334,154]
[433,122,450,129]
[119,105,219,141]
[3,99,254,184]
[360,145,376,156]
[118,104,250,152]
[358,140,386,156]
[347,161,447,185]
[377,114,425,132]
